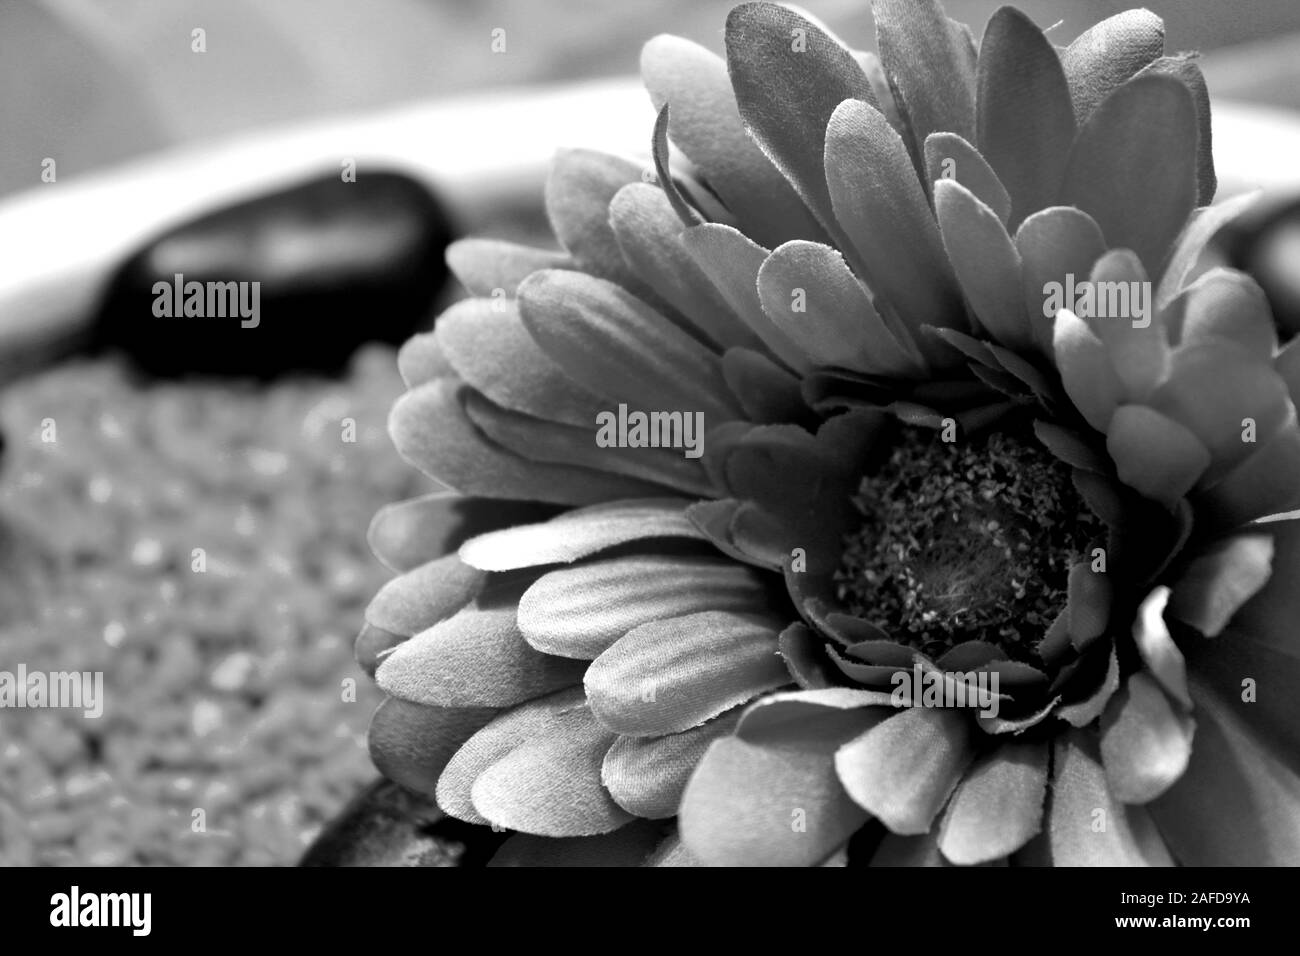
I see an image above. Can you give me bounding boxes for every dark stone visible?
[93,170,454,378]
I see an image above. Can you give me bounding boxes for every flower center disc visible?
[835,428,1103,662]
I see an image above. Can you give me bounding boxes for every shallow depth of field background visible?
[1,0,1298,865]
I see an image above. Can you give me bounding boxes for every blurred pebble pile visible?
[0,346,433,865]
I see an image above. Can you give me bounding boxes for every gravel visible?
[0,346,434,865]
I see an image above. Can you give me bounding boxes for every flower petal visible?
[1084,250,1168,399]
[517,269,742,422]
[602,709,742,818]
[368,697,497,798]
[975,6,1075,228]
[435,297,605,427]
[724,2,876,236]
[459,498,701,571]
[1060,74,1197,276]
[825,100,963,361]
[640,33,824,246]
[935,179,1033,351]
[680,223,810,373]
[1099,672,1193,804]
[1166,534,1273,637]
[1106,404,1210,505]
[585,610,789,737]
[757,239,924,376]
[1053,308,1124,433]
[1155,191,1259,310]
[1132,587,1191,708]
[396,331,454,388]
[518,554,771,659]
[544,149,651,294]
[1015,206,1107,356]
[923,132,1011,226]
[872,0,977,151]
[391,380,657,503]
[376,600,586,708]
[470,704,634,836]
[1135,53,1216,206]
[835,707,975,835]
[679,706,878,866]
[445,238,568,297]
[437,686,586,825]
[1060,9,1164,122]
[364,554,485,638]
[721,347,807,425]
[367,493,558,573]
[1048,728,1174,865]
[1172,268,1276,360]
[1148,673,1300,864]
[937,741,1049,865]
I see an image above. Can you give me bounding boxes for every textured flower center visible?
[835,428,1104,662]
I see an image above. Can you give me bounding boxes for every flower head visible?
[358,0,1300,866]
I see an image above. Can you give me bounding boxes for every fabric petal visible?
[518,554,771,659]
[1053,308,1124,433]
[368,697,496,798]
[937,741,1049,865]
[458,498,701,571]
[835,707,974,835]
[585,610,789,737]
[975,6,1075,228]
[1166,534,1273,637]
[602,709,742,818]
[1060,74,1197,276]
[923,132,1011,226]
[1060,9,1164,123]
[1106,404,1210,505]
[1099,672,1193,804]
[445,238,568,297]
[724,2,876,237]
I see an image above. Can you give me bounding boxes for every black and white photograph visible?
[0,0,1296,930]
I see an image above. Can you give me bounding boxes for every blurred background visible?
[1,0,1299,866]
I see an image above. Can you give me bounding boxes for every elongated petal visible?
[364,554,485,638]
[1106,404,1209,505]
[585,610,789,736]
[376,603,586,708]
[1061,9,1164,122]
[679,704,877,866]
[721,347,807,424]
[1085,249,1167,399]
[976,6,1075,228]
[435,297,605,427]
[835,707,974,834]
[391,380,657,503]
[518,269,742,422]
[1136,53,1216,206]
[518,554,771,659]
[681,223,811,373]
[924,132,1011,226]
[397,332,454,388]
[872,0,977,150]
[936,179,1033,350]
[1016,206,1107,356]
[826,99,961,358]
[368,493,557,573]
[610,183,762,353]
[1132,587,1191,708]
[602,709,742,818]
[1099,672,1193,803]
[545,149,650,293]
[757,240,922,376]
[640,34,824,246]
[1048,729,1174,865]
[445,238,568,297]
[437,687,585,825]
[368,697,496,798]
[471,704,633,836]
[1174,269,1276,360]
[1060,74,1197,276]
[1149,674,1300,864]
[725,2,876,236]
[1053,308,1123,433]
[1166,534,1273,637]
[938,741,1049,865]
[459,498,700,571]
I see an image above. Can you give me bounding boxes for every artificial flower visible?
[357,0,1300,866]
